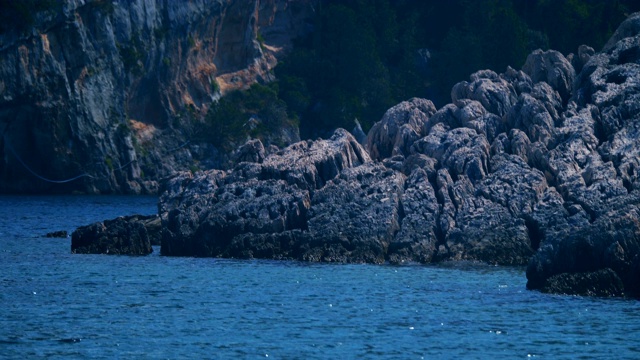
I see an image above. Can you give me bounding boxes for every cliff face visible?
[0,0,312,194]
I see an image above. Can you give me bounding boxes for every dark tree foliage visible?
[275,0,401,137]
[0,0,59,34]
[201,83,294,151]
[273,0,639,138]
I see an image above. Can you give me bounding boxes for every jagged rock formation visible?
[0,0,313,194]
[71,214,160,255]
[72,12,640,297]
[159,129,373,260]
[526,13,640,298]
[156,12,640,278]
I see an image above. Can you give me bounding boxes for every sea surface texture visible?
[1,196,639,359]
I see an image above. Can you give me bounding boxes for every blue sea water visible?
[1,196,639,359]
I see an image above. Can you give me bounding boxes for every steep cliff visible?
[0,0,312,194]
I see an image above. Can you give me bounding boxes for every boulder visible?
[506,83,561,147]
[539,268,625,297]
[571,45,595,74]
[522,49,575,103]
[389,168,439,264]
[160,129,370,258]
[527,199,640,298]
[603,12,640,51]
[366,98,436,161]
[258,128,371,191]
[411,124,490,183]
[431,156,540,266]
[451,70,518,117]
[71,215,156,255]
[233,139,266,164]
[161,178,310,257]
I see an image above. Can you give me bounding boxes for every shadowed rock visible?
[71,215,157,255]
[539,268,625,297]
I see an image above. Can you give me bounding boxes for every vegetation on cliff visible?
[201,83,296,151]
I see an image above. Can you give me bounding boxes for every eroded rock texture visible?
[157,12,640,289]
[160,129,372,260]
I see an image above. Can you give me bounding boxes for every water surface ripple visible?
[1,196,639,359]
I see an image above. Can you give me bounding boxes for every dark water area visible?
[1,196,639,359]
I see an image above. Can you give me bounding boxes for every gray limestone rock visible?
[234,139,266,164]
[0,0,313,194]
[527,197,640,297]
[451,70,518,117]
[159,129,369,258]
[389,168,439,264]
[69,12,640,298]
[304,163,405,264]
[571,45,595,74]
[366,98,436,161]
[522,49,575,103]
[161,178,311,257]
[258,128,371,191]
[412,124,490,183]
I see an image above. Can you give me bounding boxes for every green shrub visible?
[105,156,114,171]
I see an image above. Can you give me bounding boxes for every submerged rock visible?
[45,230,68,238]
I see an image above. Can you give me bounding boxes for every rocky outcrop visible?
[154,12,640,283]
[0,0,313,194]
[71,12,640,297]
[523,12,640,298]
[160,129,372,259]
[366,98,437,161]
[71,214,160,255]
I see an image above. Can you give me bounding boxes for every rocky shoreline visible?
[72,13,640,298]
